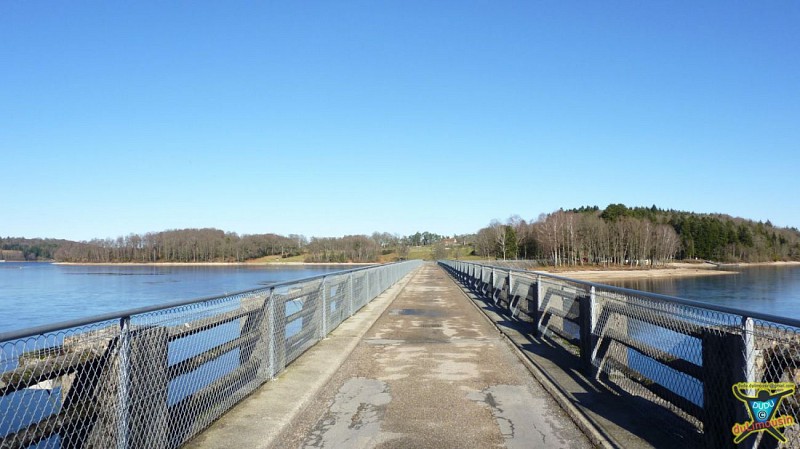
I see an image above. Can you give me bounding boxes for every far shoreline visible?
[43,259,800,281]
[537,260,800,282]
[53,261,377,267]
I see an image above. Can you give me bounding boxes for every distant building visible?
[441,238,458,246]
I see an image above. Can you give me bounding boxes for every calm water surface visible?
[0,262,353,334]
[608,265,800,320]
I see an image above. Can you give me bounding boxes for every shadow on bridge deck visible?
[187,263,675,448]
[451,276,702,449]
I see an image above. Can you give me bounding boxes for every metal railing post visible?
[508,270,517,316]
[320,276,328,338]
[117,316,131,449]
[348,272,355,317]
[256,289,273,382]
[744,317,755,387]
[366,270,373,300]
[579,287,594,373]
[267,287,284,378]
[534,274,542,336]
[702,321,747,448]
[490,268,496,301]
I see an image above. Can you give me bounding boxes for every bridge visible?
[1,261,799,448]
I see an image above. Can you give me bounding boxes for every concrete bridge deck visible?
[187,263,593,448]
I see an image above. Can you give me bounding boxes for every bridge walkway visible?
[188,263,593,448]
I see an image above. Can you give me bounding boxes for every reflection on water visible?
[614,277,681,298]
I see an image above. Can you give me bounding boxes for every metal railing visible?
[440,260,800,447]
[0,260,422,449]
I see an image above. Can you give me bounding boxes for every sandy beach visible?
[539,261,800,282]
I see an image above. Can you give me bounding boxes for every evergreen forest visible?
[472,204,800,265]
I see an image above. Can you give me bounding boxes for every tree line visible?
[8,204,797,265]
[3,228,452,263]
[52,229,305,263]
[0,237,68,261]
[304,235,382,263]
[303,232,451,263]
[472,204,800,265]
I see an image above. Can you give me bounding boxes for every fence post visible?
[490,268,496,302]
[348,272,355,317]
[319,277,328,338]
[253,290,273,382]
[270,288,287,377]
[128,326,169,448]
[744,317,755,386]
[702,325,746,448]
[237,292,270,383]
[534,274,543,337]
[507,270,514,313]
[579,286,597,375]
[117,316,130,449]
[367,270,373,300]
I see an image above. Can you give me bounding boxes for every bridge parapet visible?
[0,260,422,448]
[441,260,800,448]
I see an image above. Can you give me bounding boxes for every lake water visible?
[598,265,800,410]
[608,265,800,321]
[0,262,352,335]
[3,263,800,335]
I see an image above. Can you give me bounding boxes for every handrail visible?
[459,261,800,328]
[0,263,380,342]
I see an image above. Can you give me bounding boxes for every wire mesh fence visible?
[441,260,800,448]
[0,260,421,449]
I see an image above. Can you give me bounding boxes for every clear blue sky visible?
[2,2,798,241]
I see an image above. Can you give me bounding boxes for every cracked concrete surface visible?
[303,378,399,448]
[277,264,592,448]
[467,384,578,449]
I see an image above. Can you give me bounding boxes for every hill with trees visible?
[0,237,72,261]
[472,204,800,265]
[52,229,305,263]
